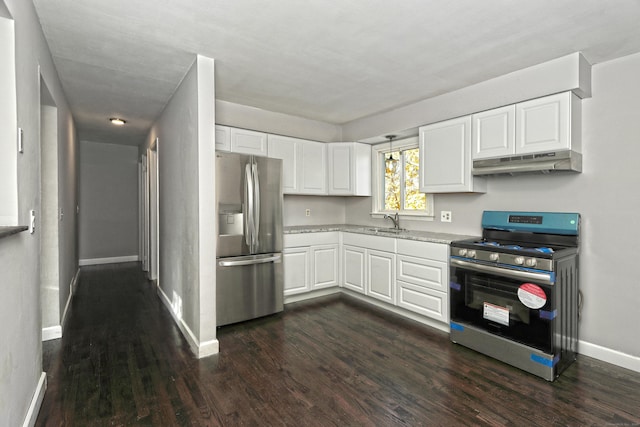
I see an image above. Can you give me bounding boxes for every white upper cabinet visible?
[419,116,486,193]
[215,125,231,152]
[298,140,327,195]
[328,143,371,196]
[267,135,299,193]
[230,128,268,156]
[516,91,580,154]
[267,135,327,195]
[472,105,516,160]
[473,91,581,160]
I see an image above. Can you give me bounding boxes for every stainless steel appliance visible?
[472,150,582,176]
[449,211,580,381]
[216,152,284,326]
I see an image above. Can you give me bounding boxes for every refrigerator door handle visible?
[244,162,254,249]
[218,253,282,267]
[252,160,260,249]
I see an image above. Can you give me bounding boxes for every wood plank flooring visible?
[37,262,640,426]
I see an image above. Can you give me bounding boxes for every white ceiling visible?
[32,0,640,146]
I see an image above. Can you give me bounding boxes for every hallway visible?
[37,263,640,426]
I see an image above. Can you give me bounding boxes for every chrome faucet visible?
[383,212,400,230]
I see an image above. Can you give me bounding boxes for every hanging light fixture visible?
[385,135,398,169]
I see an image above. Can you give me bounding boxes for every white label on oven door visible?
[518,283,547,309]
[483,302,509,326]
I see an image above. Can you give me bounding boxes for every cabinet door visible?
[419,116,485,193]
[328,143,372,196]
[397,280,448,323]
[396,255,447,292]
[299,140,327,194]
[472,105,516,160]
[311,244,339,290]
[267,135,299,193]
[283,247,310,296]
[342,245,366,294]
[367,249,395,304]
[328,143,353,195]
[230,128,268,156]
[516,92,571,154]
[215,125,231,151]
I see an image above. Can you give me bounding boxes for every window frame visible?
[370,136,434,220]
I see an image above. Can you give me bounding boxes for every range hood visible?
[472,150,582,176]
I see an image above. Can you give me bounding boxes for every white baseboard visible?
[79,255,139,266]
[42,325,62,341]
[60,268,80,330]
[156,286,219,359]
[22,372,46,427]
[284,287,341,304]
[339,289,450,334]
[579,340,640,373]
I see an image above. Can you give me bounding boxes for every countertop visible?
[284,224,478,244]
[0,226,29,239]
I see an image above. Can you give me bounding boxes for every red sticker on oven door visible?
[518,283,547,309]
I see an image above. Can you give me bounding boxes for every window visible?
[372,136,434,218]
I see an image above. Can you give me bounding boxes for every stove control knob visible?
[489,253,499,261]
[467,250,477,258]
[457,248,468,256]
[525,258,537,267]
[514,256,524,265]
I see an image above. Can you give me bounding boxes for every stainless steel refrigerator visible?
[215,152,284,326]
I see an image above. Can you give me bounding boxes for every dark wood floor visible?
[37,262,640,426]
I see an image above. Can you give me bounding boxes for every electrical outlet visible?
[305,209,311,217]
[441,210,452,222]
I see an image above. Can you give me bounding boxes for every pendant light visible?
[385,135,398,170]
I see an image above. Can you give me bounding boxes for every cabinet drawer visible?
[342,232,396,252]
[284,231,339,248]
[397,280,448,323]
[396,239,447,261]
[397,255,447,292]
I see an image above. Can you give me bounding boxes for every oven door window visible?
[450,264,555,353]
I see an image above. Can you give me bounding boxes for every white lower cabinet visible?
[342,245,366,293]
[283,247,310,296]
[311,245,339,290]
[367,249,395,304]
[286,231,450,326]
[342,233,396,303]
[283,232,339,296]
[396,240,449,323]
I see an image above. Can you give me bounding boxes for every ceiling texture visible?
[32,0,640,146]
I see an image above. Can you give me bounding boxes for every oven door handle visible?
[450,258,554,285]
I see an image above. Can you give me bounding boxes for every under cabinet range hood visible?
[472,150,582,176]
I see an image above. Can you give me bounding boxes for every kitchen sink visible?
[365,227,406,234]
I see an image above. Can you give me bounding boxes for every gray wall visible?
[0,0,78,425]
[145,55,217,355]
[343,52,640,361]
[79,141,139,261]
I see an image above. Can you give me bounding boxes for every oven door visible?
[449,257,557,353]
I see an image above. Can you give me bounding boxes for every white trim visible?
[284,287,341,304]
[79,255,139,266]
[340,289,449,334]
[60,268,80,329]
[43,268,81,342]
[579,340,640,373]
[156,285,219,358]
[22,372,46,427]
[42,325,62,341]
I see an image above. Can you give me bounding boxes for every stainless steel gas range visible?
[449,211,580,381]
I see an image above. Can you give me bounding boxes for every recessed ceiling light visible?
[109,117,126,125]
